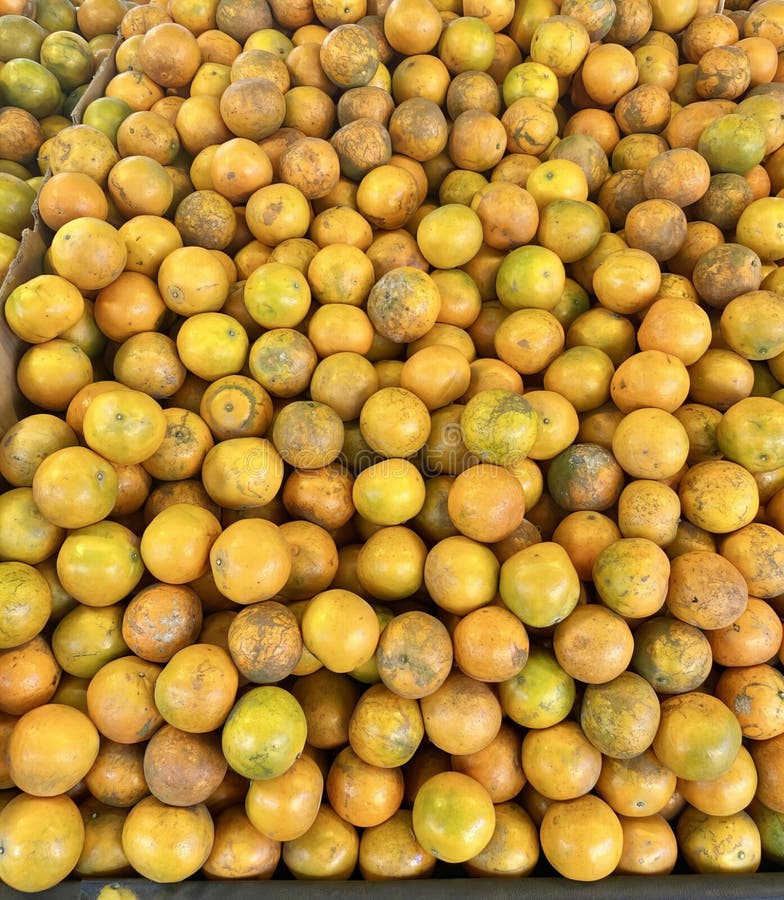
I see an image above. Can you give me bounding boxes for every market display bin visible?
[1,201,783,900]
[2,7,784,897]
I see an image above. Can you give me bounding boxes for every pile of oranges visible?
[2,0,784,889]
[0,0,126,277]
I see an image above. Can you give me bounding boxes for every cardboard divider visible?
[0,32,123,439]
[69,34,122,126]
[0,225,46,435]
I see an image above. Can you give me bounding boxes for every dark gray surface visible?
[0,876,782,899]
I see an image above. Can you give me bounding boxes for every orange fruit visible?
[522,717,601,802]
[382,0,442,56]
[358,808,436,880]
[715,663,784,741]
[459,388,538,467]
[553,603,633,685]
[49,216,127,293]
[281,463,356,532]
[676,806,761,875]
[56,520,144,608]
[4,274,85,345]
[355,525,426,603]
[0,486,65,566]
[86,653,163,744]
[51,604,127,679]
[499,541,580,629]
[326,744,405,827]
[540,793,623,881]
[245,752,324,842]
[594,747,677,820]
[366,266,441,344]
[209,518,291,604]
[707,595,784,668]
[81,389,167,466]
[7,701,99,798]
[278,519,339,602]
[243,260,312,329]
[498,644,576,728]
[221,684,307,780]
[199,374,273,441]
[154,643,238,734]
[245,755,324,841]
[450,720,526,806]
[300,588,379,674]
[678,460,759,534]
[464,799,539,877]
[352,457,425,525]
[288,668,357,747]
[121,796,214,883]
[375,610,453,700]
[157,244,230,316]
[118,214,183,277]
[227,600,302,684]
[718,396,784,474]
[412,770,495,863]
[580,671,661,760]
[678,744,759,818]
[73,795,131,878]
[15,339,94,413]
[175,311,249,382]
[347,681,424,768]
[107,155,174,219]
[142,724,227,807]
[271,400,344,469]
[121,583,203,664]
[452,604,527,683]
[359,386,431,458]
[200,436,284,510]
[0,413,77,489]
[139,501,221,586]
[615,813,678,876]
[494,307,564,375]
[0,793,84,892]
[630,616,712,697]
[203,804,280,880]
[281,802,359,880]
[0,561,52,650]
[420,668,502,756]
[447,463,525,543]
[653,691,743,783]
[31,445,118,530]
[0,635,61,716]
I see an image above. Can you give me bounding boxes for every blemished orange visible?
[154,643,239,733]
[221,685,307,780]
[0,561,52,649]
